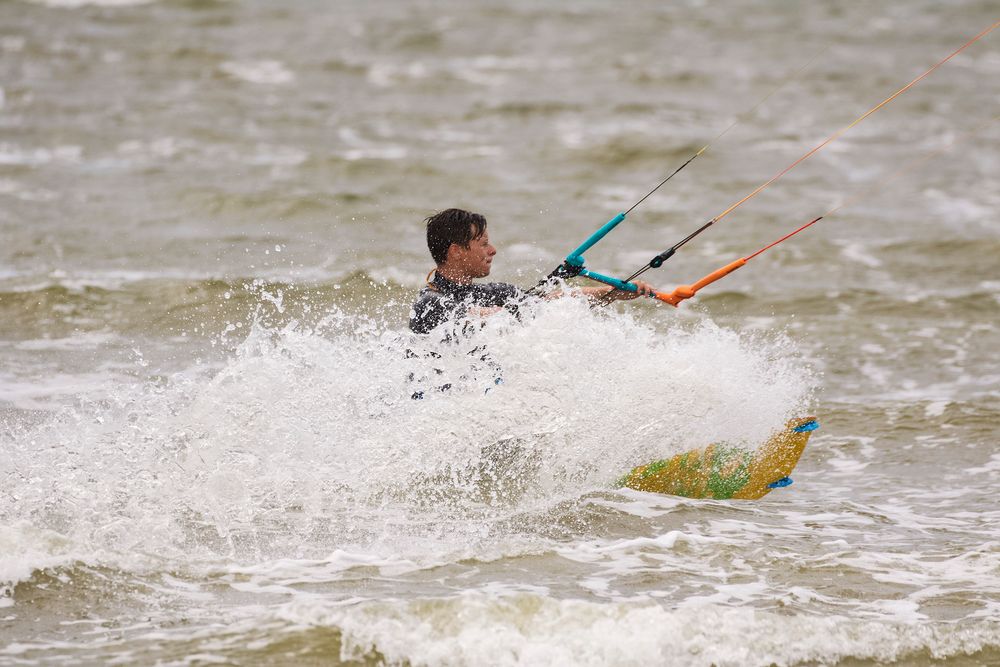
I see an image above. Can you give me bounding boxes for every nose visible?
[487,244,496,256]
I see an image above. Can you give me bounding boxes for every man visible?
[409,208,654,334]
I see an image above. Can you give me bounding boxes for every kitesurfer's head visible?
[425,208,496,281]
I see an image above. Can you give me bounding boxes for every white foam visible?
[1,37,26,52]
[0,178,59,202]
[247,143,308,167]
[924,188,991,226]
[269,594,1000,667]
[365,56,569,89]
[0,370,122,410]
[117,136,188,160]
[0,522,78,588]
[440,145,504,159]
[836,240,883,268]
[0,143,82,166]
[1,268,216,292]
[367,61,430,87]
[561,530,722,560]
[14,332,118,351]
[0,300,812,571]
[219,60,294,85]
[586,494,680,518]
[222,550,424,584]
[924,399,949,417]
[23,0,153,6]
[968,454,1000,475]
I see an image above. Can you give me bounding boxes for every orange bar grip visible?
[691,258,747,291]
[653,258,747,307]
[653,287,693,307]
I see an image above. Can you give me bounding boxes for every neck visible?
[435,264,474,285]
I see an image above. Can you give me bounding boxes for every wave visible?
[0,297,813,572]
[696,288,1000,316]
[20,0,155,8]
[5,586,997,667]
[272,595,1000,667]
[0,272,413,336]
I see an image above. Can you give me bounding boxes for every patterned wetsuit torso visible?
[409,273,524,334]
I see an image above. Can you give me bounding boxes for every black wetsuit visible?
[409,272,524,334]
[407,273,525,399]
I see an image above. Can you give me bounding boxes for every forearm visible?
[540,285,611,301]
[580,281,655,301]
[546,282,653,302]
[579,285,616,301]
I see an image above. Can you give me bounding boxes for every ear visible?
[443,242,462,264]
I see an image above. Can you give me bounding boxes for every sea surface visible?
[1,1,998,665]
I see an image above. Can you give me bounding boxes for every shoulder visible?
[409,287,454,334]
[412,286,443,308]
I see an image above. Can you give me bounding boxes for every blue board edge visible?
[793,419,820,433]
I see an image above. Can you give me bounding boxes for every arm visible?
[547,280,656,302]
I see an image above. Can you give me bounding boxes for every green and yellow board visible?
[616,417,818,500]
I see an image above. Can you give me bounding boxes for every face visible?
[447,228,496,279]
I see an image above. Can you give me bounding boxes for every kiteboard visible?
[616,417,818,500]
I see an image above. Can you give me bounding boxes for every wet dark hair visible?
[425,208,487,265]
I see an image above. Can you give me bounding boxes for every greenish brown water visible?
[1,1,998,665]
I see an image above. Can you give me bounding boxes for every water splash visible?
[0,294,813,580]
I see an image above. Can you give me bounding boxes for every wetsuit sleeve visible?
[482,282,528,319]
[482,282,524,307]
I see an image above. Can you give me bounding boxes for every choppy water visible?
[2,1,998,665]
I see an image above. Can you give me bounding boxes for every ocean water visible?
[1,1,998,665]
